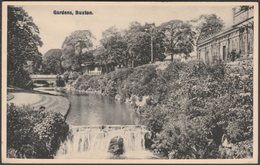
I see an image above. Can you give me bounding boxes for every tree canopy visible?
[125,23,152,67]
[42,49,63,74]
[97,22,166,69]
[8,6,43,88]
[54,15,223,74]
[191,14,224,41]
[61,30,95,72]
[159,20,195,61]
[100,26,126,68]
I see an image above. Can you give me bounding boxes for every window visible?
[198,50,201,60]
[205,50,209,64]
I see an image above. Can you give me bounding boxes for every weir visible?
[56,125,153,159]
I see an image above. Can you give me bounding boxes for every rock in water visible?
[108,136,124,157]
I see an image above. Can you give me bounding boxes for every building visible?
[197,6,254,64]
[81,62,103,75]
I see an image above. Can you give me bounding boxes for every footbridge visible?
[30,74,64,86]
[30,74,63,81]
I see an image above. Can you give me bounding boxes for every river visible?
[55,92,155,159]
[66,94,139,125]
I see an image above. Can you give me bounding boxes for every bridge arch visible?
[30,74,64,87]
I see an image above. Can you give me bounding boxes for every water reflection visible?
[66,94,139,125]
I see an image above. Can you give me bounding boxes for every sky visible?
[21,3,236,54]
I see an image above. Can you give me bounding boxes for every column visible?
[227,36,230,60]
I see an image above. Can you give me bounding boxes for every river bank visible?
[56,75,154,111]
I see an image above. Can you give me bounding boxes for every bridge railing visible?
[30,74,63,79]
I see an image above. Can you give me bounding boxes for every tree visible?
[61,45,75,70]
[100,26,128,68]
[93,46,114,73]
[125,22,151,67]
[95,23,165,69]
[159,20,195,61]
[42,49,63,74]
[125,22,165,67]
[128,32,151,67]
[79,50,95,66]
[191,14,224,41]
[8,6,43,88]
[61,30,94,72]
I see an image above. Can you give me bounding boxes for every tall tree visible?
[160,20,195,61]
[126,29,151,67]
[93,46,114,73]
[42,49,63,74]
[125,22,165,67]
[191,14,224,41]
[8,6,43,88]
[61,30,94,72]
[79,49,95,66]
[100,26,128,68]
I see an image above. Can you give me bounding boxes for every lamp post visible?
[150,31,154,63]
[145,25,155,63]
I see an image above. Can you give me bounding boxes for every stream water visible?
[66,94,138,125]
[55,93,155,159]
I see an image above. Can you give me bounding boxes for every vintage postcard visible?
[1,1,258,164]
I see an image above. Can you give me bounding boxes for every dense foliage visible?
[191,14,224,41]
[61,30,94,72]
[73,59,253,159]
[124,22,166,66]
[159,20,195,61]
[42,49,63,74]
[7,104,69,158]
[140,60,252,159]
[8,6,43,88]
[92,23,166,71]
[99,26,127,69]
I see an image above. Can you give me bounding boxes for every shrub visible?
[219,140,253,158]
[7,104,69,158]
[138,60,253,159]
[122,66,157,98]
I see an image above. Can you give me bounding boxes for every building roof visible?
[197,16,253,47]
[198,5,254,47]
[197,27,235,46]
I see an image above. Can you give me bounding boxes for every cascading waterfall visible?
[55,125,154,159]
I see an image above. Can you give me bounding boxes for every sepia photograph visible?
[1,1,258,164]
